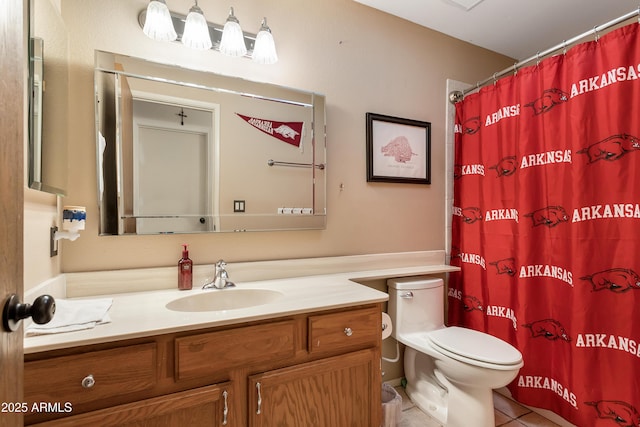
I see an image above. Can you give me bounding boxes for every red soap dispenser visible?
[178,244,193,290]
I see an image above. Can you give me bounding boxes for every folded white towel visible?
[25,297,113,336]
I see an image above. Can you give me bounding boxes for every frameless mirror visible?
[28,0,69,195]
[95,51,326,235]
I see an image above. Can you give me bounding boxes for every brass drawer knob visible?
[81,374,95,389]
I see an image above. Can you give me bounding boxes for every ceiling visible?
[354,0,639,60]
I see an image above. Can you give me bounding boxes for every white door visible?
[131,99,216,234]
[135,126,209,233]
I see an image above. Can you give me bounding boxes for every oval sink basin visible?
[166,289,284,312]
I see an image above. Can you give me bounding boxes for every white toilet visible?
[387,276,523,427]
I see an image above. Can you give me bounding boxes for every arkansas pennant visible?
[236,113,304,147]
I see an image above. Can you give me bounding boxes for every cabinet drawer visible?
[308,306,380,354]
[24,343,157,409]
[175,320,296,381]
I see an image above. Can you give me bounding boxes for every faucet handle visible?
[216,259,227,269]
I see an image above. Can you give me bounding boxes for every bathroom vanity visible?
[23,252,459,426]
[24,303,381,426]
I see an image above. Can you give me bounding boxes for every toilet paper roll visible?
[381,312,393,340]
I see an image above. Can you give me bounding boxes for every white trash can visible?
[381,383,402,427]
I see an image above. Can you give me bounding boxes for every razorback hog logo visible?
[524,206,569,228]
[585,400,640,427]
[488,156,517,177]
[580,268,640,293]
[461,207,482,224]
[381,136,417,163]
[463,117,480,135]
[273,125,299,139]
[490,258,516,276]
[524,88,569,115]
[576,133,640,163]
[523,319,571,342]
[462,295,483,312]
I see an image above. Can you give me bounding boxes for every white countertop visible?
[24,260,458,354]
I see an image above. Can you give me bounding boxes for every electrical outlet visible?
[234,200,246,212]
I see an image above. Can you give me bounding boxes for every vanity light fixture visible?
[139,3,278,63]
[219,7,247,57]
[142,0,177,42]
[181,1,212,50]
[252,18,278,64]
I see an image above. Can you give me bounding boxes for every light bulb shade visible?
[143,0,177,41]
[182,5,212,50]
[252,19,278,64]
[219,8,247,57]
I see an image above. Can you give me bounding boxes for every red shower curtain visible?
[449,22,640,427]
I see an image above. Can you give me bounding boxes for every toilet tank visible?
[387,276,445,337]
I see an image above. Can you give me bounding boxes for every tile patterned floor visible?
[393,387,562,427]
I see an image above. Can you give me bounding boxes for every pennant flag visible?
[236,113,303,147]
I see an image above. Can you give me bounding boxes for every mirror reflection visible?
[95,51,326,235]
[29,0,69,195]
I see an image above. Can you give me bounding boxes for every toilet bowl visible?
[387,276,523,427]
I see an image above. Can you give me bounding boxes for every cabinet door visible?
[248,349,380,427]
[30,383,233,427]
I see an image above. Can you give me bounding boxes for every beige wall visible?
[25,0,514,284]
[24,190,59,291]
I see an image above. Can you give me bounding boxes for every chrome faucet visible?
[203,259,235,289]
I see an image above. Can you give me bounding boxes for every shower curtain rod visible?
[449,8,640,103]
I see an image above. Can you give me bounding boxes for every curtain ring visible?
[513,62,518,76]
[562,40,567,55]
[594,26,600,42]
[493,72,497,85]
[536,51,541,66]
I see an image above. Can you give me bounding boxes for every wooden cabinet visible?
[24,304,382,426]
[248,349,379,427]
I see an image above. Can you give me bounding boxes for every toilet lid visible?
[428,327,522,366]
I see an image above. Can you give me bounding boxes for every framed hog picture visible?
[366,113,431,184]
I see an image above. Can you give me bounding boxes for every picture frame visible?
[366,113,431,184]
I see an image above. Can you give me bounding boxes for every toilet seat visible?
[427,326,523,369]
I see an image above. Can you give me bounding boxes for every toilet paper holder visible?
[381,312,399,363]
[382,312,393,339]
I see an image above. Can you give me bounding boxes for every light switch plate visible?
[234,200,246,212]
